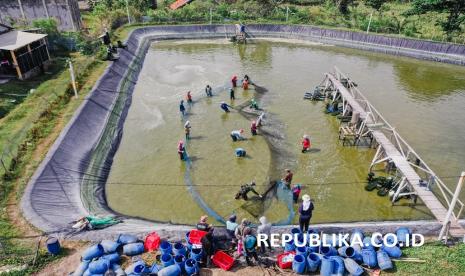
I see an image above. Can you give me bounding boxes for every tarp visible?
[21,24,465,239]
[0,30,47,51]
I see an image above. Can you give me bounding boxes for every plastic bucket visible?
[123,242,144,256]
[82,244,104,261]
[160,241,173,255]
[362,236,374,250]
[173,242,187,256]
[46,237,60,255]
[338,246,362,262]
[343,257,364,276]
[284,240,295,252]
[350,229,364,244]
[320,246,337,257]
[158,264,181,276]
[124,260,146,275]
[382,245,402,258]
[320,256,334,276]
[292,254,306,274]
[161,254,175,267]
[291,227,301,235]
[73,260,90,276]
[396,227,411,245]
[150,263,160,274]
[174,255,186,272]
[100,240,121,254]
[101,252,120,264]
[330,256,345,276]
[190,248,203,262]
[361,248,377,268]
[88,259,110,274]
[144,232,161,252]
[117,234,138,244]
[296,246,308,257]
[377,250,393,271]
[306,252,321,272]
[185,259,198,276]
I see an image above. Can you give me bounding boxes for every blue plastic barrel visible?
[382,245,402,258]
[158,264,181,276]
[377,250,393,270]
[350,229,364,243]
[111,263,125,275]
[361,248,377,268]
[161,254,175,267]
[185,231,190,243]
[338,246,362,262]
[306,252,321,272]
[291,227,301,235]
[330,256,344,276]
[320,256,334,276]
[295,233,306,247]
[284,240,295,252]
[292,254,306,274]
[174,255,186,272]
[396,227,411,245]
[100,240,121,254]
[123,242,144,256]
[101,252,120,264]
[173,242,186,256]
[46,237,61,255]
[190,248,203,262]
[82,244,104,261]
[362,236,374,250]
[117,234,138,244]
[320,246,337,256]
[185,259,198,276]
[343,257,364,276]
[88,259,110,274]
[160,241,173,255]
[124,260,146,275]
[73,260,90,276]
[150,263,160,274]
[296,246,308,256]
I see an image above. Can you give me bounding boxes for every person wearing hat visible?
[231,129,245,142]
[243,227,259,265]
[301,135,311,153]
[177,140,186,161]
[250,120,258,136]
[257,216,272,254]
[196,215,212,232]
[184,121,191,140]
[298,194,314,232]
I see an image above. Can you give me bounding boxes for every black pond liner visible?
[21,24,465,237]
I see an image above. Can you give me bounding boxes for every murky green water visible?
[106,39,465,225]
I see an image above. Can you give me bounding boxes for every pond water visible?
[106,38,465,225]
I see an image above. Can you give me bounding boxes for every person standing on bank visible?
[298,194,314,233]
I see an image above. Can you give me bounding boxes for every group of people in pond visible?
[194,191,315,267]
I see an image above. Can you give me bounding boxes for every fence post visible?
[68,59,78,99]
[286,6,289,23]
[210,7,212,24]
[438,172,465,241]
[126,0,132,24]
[366,11,373,34]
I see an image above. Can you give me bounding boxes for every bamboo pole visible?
[10,50,23,79]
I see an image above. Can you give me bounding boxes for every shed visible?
[0,27,51,80]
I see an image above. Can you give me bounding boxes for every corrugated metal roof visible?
[0,30,47,51]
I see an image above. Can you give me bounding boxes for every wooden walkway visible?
[327,74,465,239]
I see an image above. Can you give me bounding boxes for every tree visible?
[365,0,387,11]
[410,0,465,35]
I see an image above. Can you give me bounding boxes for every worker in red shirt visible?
[301,135,311,153]
[186,91,193,104]
[282,169,293,189]
[250,120,257,136]
[231,75,238,88]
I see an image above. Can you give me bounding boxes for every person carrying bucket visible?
[184,121,191,140]
[230,88,235,100]
[250,120,257,136]
[298,194,314,233]
[179,100,186,117]
[220,101,232,113]
[301,134,311,153]
[186,91,193,104]
[231,75,238,88]
[205,85,213,97]
[282,169,293,189]
[177,140,186,160]
[231,129,245,141]
[292,184,302,204]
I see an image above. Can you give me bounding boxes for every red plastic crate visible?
[188,229,208,245]
[144,232,160,252]
[277,251,295,269]
[212,251,234,271]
